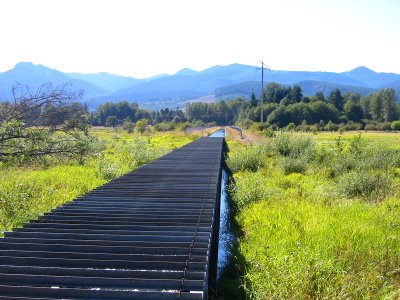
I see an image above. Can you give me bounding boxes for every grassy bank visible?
[222,131,400,299]
[0,128,197,233]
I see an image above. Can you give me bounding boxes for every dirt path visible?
[225,127,263,145]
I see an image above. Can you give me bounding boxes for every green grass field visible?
[0,128,197,233]
[313,130,400,149]
[221,131,400,299]
[1,128,399,298]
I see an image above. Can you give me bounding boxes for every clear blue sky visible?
[0,0,399,78]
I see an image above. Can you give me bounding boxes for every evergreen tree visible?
[314,91,326,102]
[344,100,363,122]
[250,92,258,107]
[382,89,397,122]
[328,89,344,112]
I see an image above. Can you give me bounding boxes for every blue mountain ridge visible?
[0,62,109,101]
[1,62,399,109]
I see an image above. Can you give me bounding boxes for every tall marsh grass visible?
[0,165,105,232]
[238,198,400,299]
[222,132,400,299]
[0,130,195,233]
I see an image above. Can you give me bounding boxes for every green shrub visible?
[259,122,270,131]
[260,128,276,138]
[95,158,122,180]
[311,125,318,134]
[270,124,279,131]
[230,172,269,209]
[122,118,135,133]
[325,121,339,131]
[344,121,363,131]
[248,122,260,132]
[348,133,365,156]
[176,122,191,131]
[313,146,335,167]
[241,119,255,130]
[364,124,377,131]
[272,133,315,159]
[337,171,392,201]
[154,122,176,132]
[129,139,167,166]
[377,122,391,131]
[286,123,296,131]
[390,120,400,131]
[227,145,265,173]
[359,145,398,171]
[0,182,38,228]
[330,156,357,177]
[279,156,308,175]
[271,134,315,175]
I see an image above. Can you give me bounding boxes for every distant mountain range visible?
[1,62,399,110]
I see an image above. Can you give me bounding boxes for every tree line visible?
[91,83,399,131]
[90,101,185,126]
[184,84,399,131]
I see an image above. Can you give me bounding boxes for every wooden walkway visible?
[0,136,224,299]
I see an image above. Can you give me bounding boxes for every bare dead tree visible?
[0,83,97,163]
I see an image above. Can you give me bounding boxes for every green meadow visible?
[221,131,400,299]
[313,131,400,149]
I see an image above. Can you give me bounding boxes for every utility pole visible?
[260,61,264,124]
[260,61,270,125]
